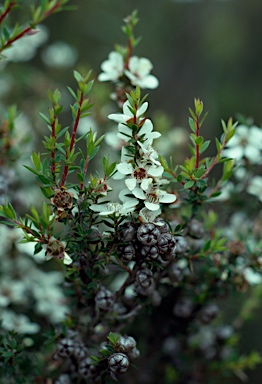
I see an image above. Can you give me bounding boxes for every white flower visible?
[98,52,124,82]
[90,199,138,217]
[222,125,262,164]
[114,160,164,191]
[41,41,77,68]
[0,309,40,334]
[108,99,148,125]
[132,186,177,211]
[137,140,161,165]
[138,207,161,223]
[105,131,126,150]
[247,176,262,202]
[117,119,161,147]
[243,267,262,285]
[124,56,159,89]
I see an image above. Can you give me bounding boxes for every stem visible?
[50,118,58,185]
[60,92,84,187]
[124,37,133,70]
[0,1,16,24]
[168,169,185,186]
[201,141,227,180]
[195,116,200,169]
[0,25,32,53]
[0,1,65,54]
[41,1,63,21]
[79,156,89,191]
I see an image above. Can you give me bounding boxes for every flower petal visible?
[145,201,160,211]
[125,178,137,191]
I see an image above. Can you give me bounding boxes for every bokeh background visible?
[1,0,262,382]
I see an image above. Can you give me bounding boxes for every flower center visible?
[146,191,159,204]
[133,167,147,181]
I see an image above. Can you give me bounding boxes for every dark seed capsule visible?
[173,298,194,318]
[137,223,161,246]
[158,233,176,254]
[154,217,170,233]
[78,356,96,378]
[136,268,154,288]
[187,219,204,239]
[117,243,136,262]
[56,338,75,358]
[175,236,189,255]
[141,244,160,260]
[108,352,129,374]
[199,304,219,324]
[117,335,136,353]
[119,222,137,242]
[95,287,114,310]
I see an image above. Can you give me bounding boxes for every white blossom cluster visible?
[222,124,262,165]
[220,124,262,204]
[98,51,159,89]
[90,99,176,221]
[0,225,69,334]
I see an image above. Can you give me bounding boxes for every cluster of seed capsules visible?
[53,332,139,383]
[117,218,177,264]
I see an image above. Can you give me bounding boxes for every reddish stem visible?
[124,38,133,70]
[201,140,227,180]
[195,116,200,169]
[50,118,58,185]
[60,92,84,187]
[0,1,16,24]
[0,1,63,53]
[1,25,32,52]
[79,156,89,191]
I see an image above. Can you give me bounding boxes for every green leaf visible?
[195,136,204,145]
[73,70,83,83]
[188,117,196,133]
[23,165,39,176]
[188,108,196,121]
[199,140,210,154]
[39,112,51,125]
[31,152,41,171]
[184,180,194,189]
[2,203,16,220]
[107,332,120,345]
[67,86,78,101]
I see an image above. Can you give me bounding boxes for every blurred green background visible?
[44,0,262,128]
